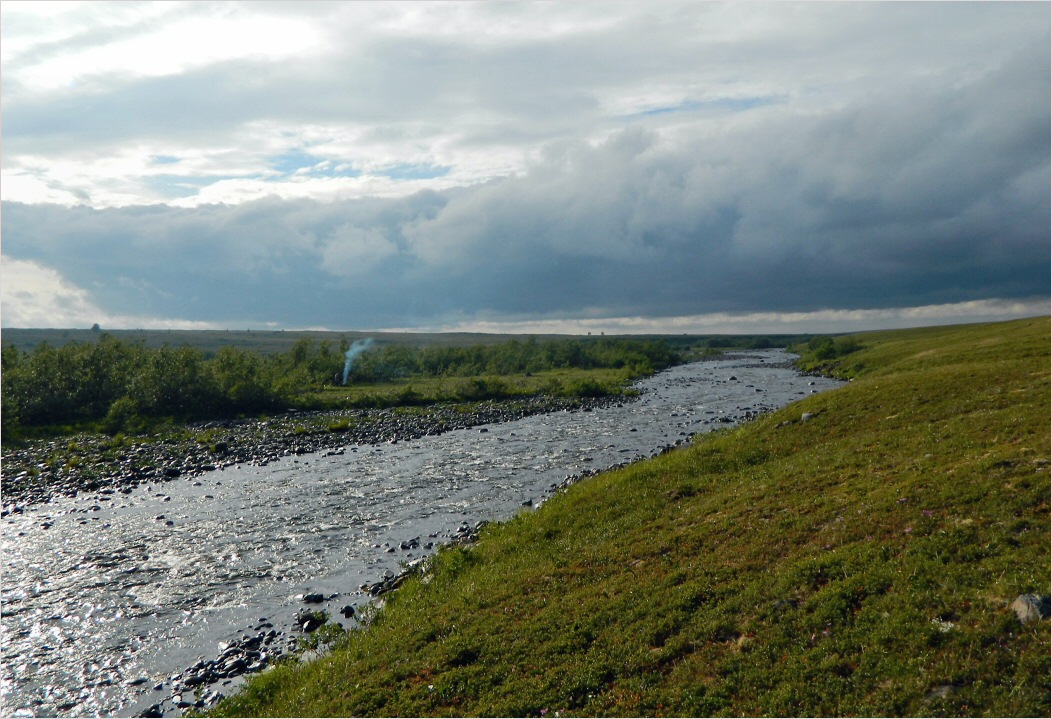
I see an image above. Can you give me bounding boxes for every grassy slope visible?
[212,318,1050,717]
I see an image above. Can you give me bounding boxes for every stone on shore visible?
[1010,594,1051,623]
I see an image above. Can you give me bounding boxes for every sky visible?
[2,1,1049,335]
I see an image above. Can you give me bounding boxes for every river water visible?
[1,351,841,717]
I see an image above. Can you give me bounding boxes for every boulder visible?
[222,657,247,675]
[1010,594,1051,623]
[296,609,327,632]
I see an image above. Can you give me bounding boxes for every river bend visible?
[1,351,841,717]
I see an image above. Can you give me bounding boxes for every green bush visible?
[0,334,683,435]
[454,377,511,401]
[396,385,423,405]
[563,378,610,398]
[797,335,865,368]
[833,336,863,355]
[102,396,145,436]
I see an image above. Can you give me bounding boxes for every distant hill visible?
[0,328,579,355]
[0,328,805,355]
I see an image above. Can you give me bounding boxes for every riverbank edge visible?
[1,393,638,511]
[207,320,1052,719]
[1,350,754,510]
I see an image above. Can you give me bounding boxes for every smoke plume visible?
[342,338,374,385]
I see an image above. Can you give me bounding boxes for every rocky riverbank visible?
[134,385,796,717]
[5,353,827,718]
[1,395,628,512]
[5,395,644,716]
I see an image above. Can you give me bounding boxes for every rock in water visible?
[1010,594,1051,623]
[296,609,326,632]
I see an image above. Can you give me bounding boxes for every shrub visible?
[102,396,144,436]
[565,378,610,398]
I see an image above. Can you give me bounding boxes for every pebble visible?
[925,684,961,701]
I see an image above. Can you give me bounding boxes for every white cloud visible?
[5,2,320,92]
[1,256,102,327]
[168,174,464,209]
[0,256,218,329]
[0,172,86,206]
[0,1,169,67]
[4,1,1042,210]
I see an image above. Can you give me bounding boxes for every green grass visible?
[211,317,1050,717]
[307,367,636,409]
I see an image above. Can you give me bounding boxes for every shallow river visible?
[2,351,841,717]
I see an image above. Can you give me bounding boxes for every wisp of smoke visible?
[342,338,374,385]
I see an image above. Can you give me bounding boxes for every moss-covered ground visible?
[211,317,1050,717]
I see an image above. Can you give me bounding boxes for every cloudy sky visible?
[2,1,1049,334]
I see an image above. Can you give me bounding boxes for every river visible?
[1,351,841,717]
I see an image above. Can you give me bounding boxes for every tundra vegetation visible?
[208,317,1049,717]
[0,336,683,443]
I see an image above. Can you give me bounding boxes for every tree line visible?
[346,336,679,383]
[1,334,680,440]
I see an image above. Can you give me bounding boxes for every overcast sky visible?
[2,1,1049,334]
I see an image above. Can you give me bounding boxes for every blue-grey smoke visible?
[342,338,374,385]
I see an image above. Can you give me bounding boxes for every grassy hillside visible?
[211,317,1050,717]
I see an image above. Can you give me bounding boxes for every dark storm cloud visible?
[1,192,449,326]
[3,38,1048,329]
[2,2,1048,329]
